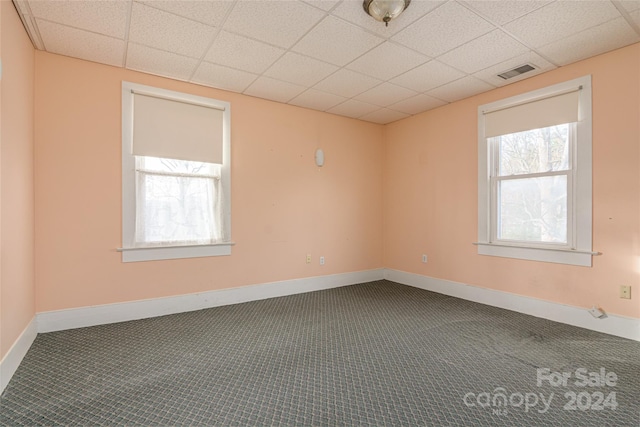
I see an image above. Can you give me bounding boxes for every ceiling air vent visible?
[497,64,536,80]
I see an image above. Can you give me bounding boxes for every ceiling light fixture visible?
[363,0,411,27]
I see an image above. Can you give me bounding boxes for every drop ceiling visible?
[13,0,640,124]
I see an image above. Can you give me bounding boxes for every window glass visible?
[492,123,573,246]
[497,175,568,244]
[497,124,570,176]
[135,156,221,246]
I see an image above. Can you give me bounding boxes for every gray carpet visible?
[1,280,638,426]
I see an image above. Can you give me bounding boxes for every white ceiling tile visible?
[28,0,128,38]
[354,82,417,107]
[631,8,640,26]
[264,52,339,86]
[360,108,410,124]
[292,16,385,66]
[438,29,528,74]
[537,17,640,66]
[629,8,640,26]
[126,43,199,80]
[346,41,429,81]
[139,1,234,27]
[313,68,383,98]
[37,20,124,67]
[389,93,447,115]
[191,62,258,93]
[620,1,640,12]
[331,0,445,37]
[327,99,380,118]
[129,2,216,59]
[204,31,284,74]
[461,0,551,25]
[244,76,307,103]
[504,1,621,48]
[288,89,347,111]
[302,0,341,12]
[426,76,494,102]
[473,51,555,87]
[390,60,465,92]
[223,0,325,49]
[22,0,640,122]
[392,1,495,57]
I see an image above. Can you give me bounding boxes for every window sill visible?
[118,242,234,263]
[474,242,600,267]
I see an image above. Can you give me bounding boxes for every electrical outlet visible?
[306,254,311,264]
[422,254,428,263]
[320,256,325,266]
[620,285,631,299]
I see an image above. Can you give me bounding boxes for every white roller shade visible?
[132,92,224,164]
[484,89,580,138]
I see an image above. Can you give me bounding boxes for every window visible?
[120,82,232,262]
[477,76,593,266]
[135,157,222,245]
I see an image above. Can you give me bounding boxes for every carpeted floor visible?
[1,280,638,426]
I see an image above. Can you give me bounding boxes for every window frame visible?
[477,75,593,267]
[120,81,232,262]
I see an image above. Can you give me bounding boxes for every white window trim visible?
[477,75,594,267]
[119,81,233,262]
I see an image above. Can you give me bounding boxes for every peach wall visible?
[1,0,35,359]
[384,44,640,319]
[34,52,383,312]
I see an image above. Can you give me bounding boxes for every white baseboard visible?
[1,318,37,395]
[384,269,640,342]
[4,269,636,394]
[37,269,385,333]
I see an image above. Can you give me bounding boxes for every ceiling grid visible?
[13,0,640,124]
